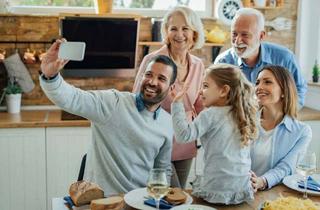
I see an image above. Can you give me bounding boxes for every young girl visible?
[171,63,258,204]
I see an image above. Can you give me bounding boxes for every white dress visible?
[171,102,254,204]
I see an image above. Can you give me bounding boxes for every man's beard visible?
[232,41,260,59]
[140,84,169,106]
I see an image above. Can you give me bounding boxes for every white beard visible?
[232,42,260,59]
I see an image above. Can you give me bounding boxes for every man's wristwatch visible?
[40,71,59,81]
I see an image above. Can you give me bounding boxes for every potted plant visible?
[312,60,319,83]
[2,77,22,113]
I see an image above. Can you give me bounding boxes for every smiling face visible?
[231,15,263,59]
[140,61,173,106]
[166,12,195,52]
[255,69,283,107]
[200,75,228,107]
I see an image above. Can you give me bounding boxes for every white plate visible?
[171,204,217,210]
[124,187,193,210]
[283,173,320,196]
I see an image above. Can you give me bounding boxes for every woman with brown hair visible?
[133,5,205,188]
[251,65,312,191]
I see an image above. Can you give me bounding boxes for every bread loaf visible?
[90,196,124,210]
[69,180,104,206]
[164,188,187,205]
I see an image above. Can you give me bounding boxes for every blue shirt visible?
[135,93,161,120]
[214,42,307,107]
[251,115,312,188]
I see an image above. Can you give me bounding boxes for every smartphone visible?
[58,41,86,61]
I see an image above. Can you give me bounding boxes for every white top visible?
[251,128,274,177]
[171,102,253,205]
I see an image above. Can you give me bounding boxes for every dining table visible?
[176,185,320,210]
[52,184,320,210]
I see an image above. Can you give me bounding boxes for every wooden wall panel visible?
[139,17,152,41]
[0,0,298,105]
[0,16,17,41]
[16,16,59,42]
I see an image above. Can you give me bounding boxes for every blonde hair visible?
[161,6,205,50]
[258,65,298,118]
[206,63,258,146]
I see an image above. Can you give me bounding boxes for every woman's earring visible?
[281,94,284,98]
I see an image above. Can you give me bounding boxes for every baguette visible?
[69,180,104,206]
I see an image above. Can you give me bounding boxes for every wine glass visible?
[147,168,169,209]
[296,152,317,199]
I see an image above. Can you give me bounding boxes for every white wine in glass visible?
[296,152,317,199]
[147,168,169,209]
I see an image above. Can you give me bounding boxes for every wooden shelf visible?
[308,82,320,87]
[250,6,282,10]
[138,41,224,47]
[138,41,162,46]
[0,41,52,44]
[203,42,224,47]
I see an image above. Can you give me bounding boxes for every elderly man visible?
[40,39,177,195]
[214,8,307,108]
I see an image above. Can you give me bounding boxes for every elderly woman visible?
[250,65,312,191]
[132,6,205,188]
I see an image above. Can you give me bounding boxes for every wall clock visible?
[216,0,243,25]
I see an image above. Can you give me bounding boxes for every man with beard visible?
[214,8,307,108]
[40,39,177,195]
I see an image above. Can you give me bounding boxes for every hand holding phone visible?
[58,41,86,61]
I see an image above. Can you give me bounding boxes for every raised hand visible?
[40,39,69,78]
[170,83,190,103]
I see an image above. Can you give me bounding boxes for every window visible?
[8,0,95,14]
[10,0,94,7]
[8,0,213,17]
[113,0,210,17]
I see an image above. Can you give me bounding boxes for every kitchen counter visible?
[297,107,320,121]
[0,110,90,128]
[0,107,319,128]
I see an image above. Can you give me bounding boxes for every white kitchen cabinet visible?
[305,121,320,169]
[46,127,91,210]
[305,84,320,111]
[0,128,46,210]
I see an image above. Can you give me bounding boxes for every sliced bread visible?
[69,180,104,206]
[90,196,124,210]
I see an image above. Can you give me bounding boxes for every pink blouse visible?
[132,45,205,161]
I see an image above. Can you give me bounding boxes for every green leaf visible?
[4,79,23,94]
[313,60,319,77]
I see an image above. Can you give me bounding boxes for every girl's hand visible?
[170,83,189,103]
[250,170,266,192]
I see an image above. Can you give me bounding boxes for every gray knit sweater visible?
[40,75,173,195]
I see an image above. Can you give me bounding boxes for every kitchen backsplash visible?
[0,0,298,105]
